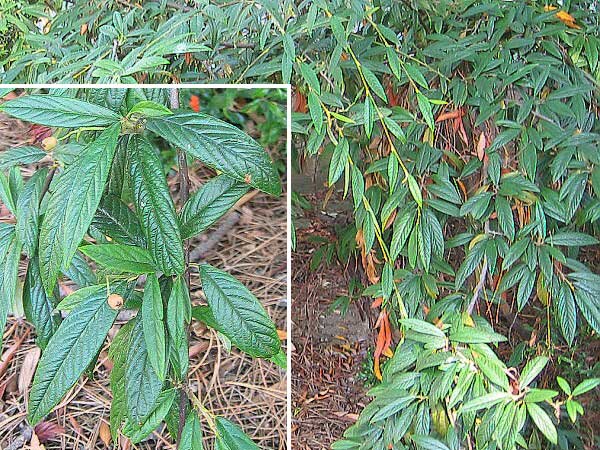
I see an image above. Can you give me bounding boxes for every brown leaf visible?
[99,421,111,446]
[34,422,65,443]
[18,347,40,395]
[476,132,487,161]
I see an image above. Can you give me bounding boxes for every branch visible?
[170,86,191,444]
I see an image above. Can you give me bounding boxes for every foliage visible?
[3,0,600,448]
[0,88,283,446]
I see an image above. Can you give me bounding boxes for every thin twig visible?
[38,166,57,207]
[170,86,191,444]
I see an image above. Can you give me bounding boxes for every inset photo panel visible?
[0,85,290,449]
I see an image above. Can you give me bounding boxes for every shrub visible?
[0,88,284,446]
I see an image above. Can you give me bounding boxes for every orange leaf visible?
[555,10,581,29]
[436,109,463,123]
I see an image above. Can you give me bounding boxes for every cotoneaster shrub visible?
[0,88,284,447]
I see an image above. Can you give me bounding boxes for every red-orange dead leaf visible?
[189,94,200,112]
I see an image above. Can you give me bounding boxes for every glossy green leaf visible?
[23,257,61,350]
[179,410,204,450]
[39,124,120,294]
[16,168,47,256]
[180,175,249,240]
[80,244,156,274]
[146,113,281,196]
[125,317,164,424]
[416,92,434,130]
[199,264,280,358]
[109,319,135,441]
[0,146,47,170]
[0,226,21,351]
[127,100,172,118]
[127,134,185,275]
[519,356,549,389]
[28,285,118,424]
[0,94,121,127]
[328,139,349,186]
[215,416,259,450]
[299,62,321,95]
[167,276,190,380]
[91,194,146,247]
[308,91,324,134]
[142,274,167,380]
[123,388,176,443]
[362,66,387,101]
[546,231,599,247]
[526,402,557,444]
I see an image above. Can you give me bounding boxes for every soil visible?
[291,181,376,450]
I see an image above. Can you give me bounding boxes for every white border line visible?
[1,82,293,449]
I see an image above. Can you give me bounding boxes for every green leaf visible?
[519,356,549,389]
[92,194,146,247]
[0,94,121,127]
[167,276,190,380]
[80,244,156,274]
[361,66,387,101]
[450,327,507,344]
[557,284,576,345]
[328,139,349,186]
[28,285,118,424]
[142,274,167,381]
[146,113,281,196]
[0,146,47,170]
[455,241,486,290]
[416,92,434,130]
[127,134,185,275]
[526,403,557,445]
[16,168,47,257]
[556,376,571,396]
[0,227,22,351]
[127,100,172,118]
[495,196,515,241]
[215,417,259,450]
[23,257,61,350]
[572,378,600,397]
[179,410,204,450]
[411,435,449,450]
[406,173,422,207]
[125,317,164,424]
[39,124,120,294]
[404,63,429,89]
[299,62,321,95]
[574,289,600,334]
[546,232,599,247]
[109,320,135,441]
[180,175,249,240]
[363,96,374,138]
[308,91,324,134]
[461,392,511,414]
[199,264,280,358]
[123,388,176,443]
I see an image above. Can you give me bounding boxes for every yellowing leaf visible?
[544,6,581,29]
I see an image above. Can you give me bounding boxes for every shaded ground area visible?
[0,107,287,449]
[291,184,375,450]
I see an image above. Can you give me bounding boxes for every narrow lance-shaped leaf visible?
[16,168,47,257]
[180,174,249,240]
[28,285,119,424]
[79,244,157,274]
[142,274,167,380]
[146,112,281,196]
[0,226,22,351]
[125,317,164,424]
[127,134,184,275]
[0,146,47,170]
[215,417,259,450]
[23,257,61,350]
[199,264,280,358]
[179,410,204,450]
[109,319,135,441]
[39,124,120,294]
[167,276,190,380]
[0,94,121,128]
